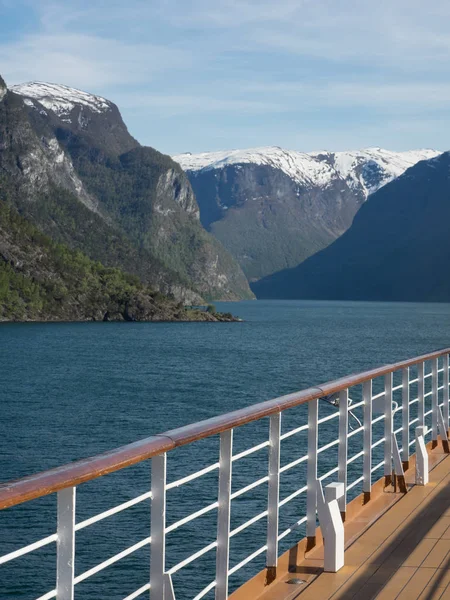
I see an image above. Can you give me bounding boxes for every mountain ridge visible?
[173,146,440,281]
[5,78,253,302]
[252,151,450,302]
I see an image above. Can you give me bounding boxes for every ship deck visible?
[254,449,450,600]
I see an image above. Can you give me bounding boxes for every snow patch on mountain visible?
[11,82,111,122]
[174,146,441,197]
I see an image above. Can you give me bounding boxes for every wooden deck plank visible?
[294,454,450,600]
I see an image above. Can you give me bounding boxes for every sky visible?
[1,0,449,155]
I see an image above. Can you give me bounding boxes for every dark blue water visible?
[1,300,449,599]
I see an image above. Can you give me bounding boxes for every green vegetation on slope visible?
[0,200,236,322]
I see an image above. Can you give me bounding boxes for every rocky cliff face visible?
[5,78,253,301]
[174,146,440,281]
[252,152,450,301]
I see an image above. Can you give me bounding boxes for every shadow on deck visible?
[232,448,450,600]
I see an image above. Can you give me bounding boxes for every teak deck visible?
[233,448,450,600]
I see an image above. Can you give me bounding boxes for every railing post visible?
[363,380,372,503]
[384,373,393,486]
[432,358,438,448]
[266,413,281,584]
[306,399,318,549]
[316,481,345,573]
[216,429,233,600]
[418,362,425,428]
[415,426,429,485]
[338,389,348,520]
[402,367,410,470]
[56,487,76,600]
[444,354,450,436]
[151,454,167,600]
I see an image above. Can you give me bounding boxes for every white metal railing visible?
[1,351,450,600]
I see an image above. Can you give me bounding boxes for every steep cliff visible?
[252,152,450,301]
[6,79,253,300]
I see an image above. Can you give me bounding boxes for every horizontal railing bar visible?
[167,463,219,490]
[228,544,268,576]
[349,399,364,410]
[232,441,270,461]
[409,398,419,406]
[347,475,364,491]
[279,484,308,508]
[424,391,433,398]
[371,437,385,449]
[123,583,151,600]
[192,580,217,600]
[317,439,339,454]
[348,425,364,439]
[394,426,403,435]
[76,491,152,531]
[392,383,403,392]
[409,417,419,426]
[393,405,402,415]
[317,412,340,425]
[371,459,384,473]
[35,590,56,600]
[409,377,419,385]
[372,414,385,425]
[231,476,269,500]
[425,428,432,436]
[347,450,364,465]
[319,465,339,481]
[280,423,309,440]
[0,533,57,565]
[424,409,433,417]
[372,391,385,400]
[409,439,416,447]
[424,372,432,379]
[230,510,268,538]
[2,346,449,510]
[74,537,151,585]
[167,541,217,575]
[278,515,308,541]
[280,454,308,474]
[166,501,218,533]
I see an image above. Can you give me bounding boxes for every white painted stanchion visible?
[266,413,281,583]
[432,358,438,444]
[306,399,318,546]
[402,367,410,469]
[415,427,429,486]
[418,362,425,427]
[384,373,393,484]
[216,429,233,600]
[316,481,344,573]
[363,380,372,501]
[444,354,450,435]
[151,454,174,600]
[56,487,76,600]
[338,390,348,518]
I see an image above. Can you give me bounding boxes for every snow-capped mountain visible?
[173,146,441,281]
[2,78,253,301]
[11,82,111,121]
[175,146,439,197]
[12,81,138,156]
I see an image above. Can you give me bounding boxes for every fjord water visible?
[1,300,450,599]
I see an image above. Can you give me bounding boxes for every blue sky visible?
[1,0,449,154]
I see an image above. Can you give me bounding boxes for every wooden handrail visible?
[0,346,448,510]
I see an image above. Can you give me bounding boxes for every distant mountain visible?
[252,152,450,302]
[174,146,440,281]
[3,79,253,301]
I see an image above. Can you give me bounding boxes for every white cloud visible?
[1,32,190,89]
